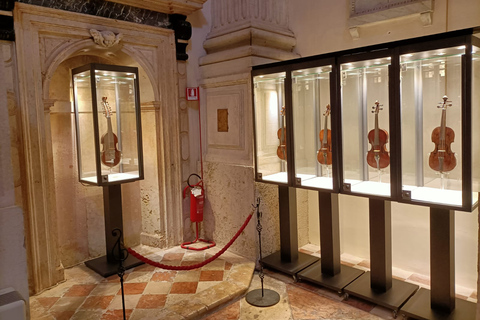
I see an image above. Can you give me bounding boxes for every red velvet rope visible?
[127,211,254,271]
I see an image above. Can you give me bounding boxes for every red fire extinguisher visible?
[181,174,215,250]
[183,173,204,223]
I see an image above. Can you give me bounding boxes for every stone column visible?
[0,40,29,301]
[198,0,298,260]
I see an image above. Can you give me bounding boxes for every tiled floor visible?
[29,245,254,320]
[30,243,477,320]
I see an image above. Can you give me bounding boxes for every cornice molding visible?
[107,0,208,16]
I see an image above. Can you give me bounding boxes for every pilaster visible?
[198,0,297,260]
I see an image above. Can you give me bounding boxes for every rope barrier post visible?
[246,197,280,307]
[112,228,128,320]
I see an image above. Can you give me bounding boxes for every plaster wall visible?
[186,0,480,291]
[0,40,29,303]
[285,0,480,291]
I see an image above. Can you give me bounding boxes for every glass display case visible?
[339,54,393,198]
[399,34,480,210]
[291,62,335,190]
[253,69,288,184]
[72,63,143,186]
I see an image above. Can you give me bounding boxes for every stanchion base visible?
[261,251,319,276]
[400,288,476,320]
[246,289,280,307]
[85,254,144,278]
[297,260,365,292]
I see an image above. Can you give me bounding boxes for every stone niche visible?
[13,3,183,293]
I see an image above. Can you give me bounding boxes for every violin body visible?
[277,127,287,160]
[317,129,332,165]
[101,131,121,167]
[428,96,456,173]
[100,96,121,167]
[367,128,390,169]
[317,104,332,165]
[429,126,456,172]
[367,101,390,169]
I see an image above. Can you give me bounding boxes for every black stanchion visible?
[112,228,128,320]
[246,198,280,307]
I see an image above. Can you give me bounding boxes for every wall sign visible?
[187,87,199,101]
[349,0,433,27]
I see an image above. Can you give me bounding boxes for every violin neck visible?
[322,113,328,145]
[440,108,447,148]
[106,116,115,148]
[374,113,379,146]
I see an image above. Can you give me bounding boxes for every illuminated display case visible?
[291,60,336,191]
[398,34,480,211]
[72,63,143,186]
[339,53,393,199]
[252,68,288,185]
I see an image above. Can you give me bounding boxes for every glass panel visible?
[95,69,140,183]
[253,72,287,183]
[292,65,333,189]
[400,46,465,206]
[73,71,96,183]
[341,57,391,197]
[472,45,480,207]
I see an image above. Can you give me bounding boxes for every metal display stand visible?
[344,199,419,318]
[85,184,143,277]
[298,192,364,292]
[261,186,319,277]
[246,198,280,307]
[400,208,476,320]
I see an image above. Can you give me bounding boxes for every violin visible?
[277,106,287,160]
[428,95,456,173]
[366,101,390,169]
[317,104,332,165]
[100,97,121,167]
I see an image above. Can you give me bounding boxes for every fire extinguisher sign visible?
[186,87,199,101]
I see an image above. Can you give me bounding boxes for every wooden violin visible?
[366,101,390,169]
[277,106,287,160]
[428,95,456,173]
[100,97,121,167]
[317,104,332,165]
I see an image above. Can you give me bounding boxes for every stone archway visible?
[14,3,183,294]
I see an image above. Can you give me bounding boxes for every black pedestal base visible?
[246,289,280,307]
[261,251,319,276]
[400,288,476,320]
[297,260,365,292]
[85,254,144,278]
[344,272,419,312]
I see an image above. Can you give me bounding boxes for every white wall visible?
[288,0,480,290]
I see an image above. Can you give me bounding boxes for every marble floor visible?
[29,243,477,320]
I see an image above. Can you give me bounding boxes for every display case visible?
[291,61,336,191]
[72,63,143,186]
[339,53,393,198]
[398,34,480,211]
[253,68,289,185]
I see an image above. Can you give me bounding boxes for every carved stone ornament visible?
[90,29,123,47]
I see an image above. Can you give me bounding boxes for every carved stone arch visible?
[42,39,161,104]
[14,2,183,294]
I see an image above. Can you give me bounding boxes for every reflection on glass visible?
[473,47,480,206]
[254,72,287,183]
[291,65,333,189]
[341,57,391,197]
[400,46,471,206]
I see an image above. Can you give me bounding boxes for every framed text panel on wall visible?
[349,0,433,27]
